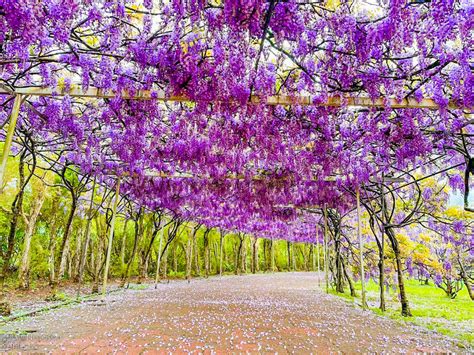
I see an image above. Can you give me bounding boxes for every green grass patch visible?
[44,292,71,302]
[127,284,148,290]
[330,279,473,347]
[166,271,186,279]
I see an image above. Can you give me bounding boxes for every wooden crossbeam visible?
[140,171,337,182]
[0,86,465,109]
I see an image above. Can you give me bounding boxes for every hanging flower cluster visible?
[0,0,472,240]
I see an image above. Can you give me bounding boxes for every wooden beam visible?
[323,207,329,294]
[138,171,337,183]
[102,177,121,296]
[356,188,367,310]
[315,235,321,287]
[0,86,466,109]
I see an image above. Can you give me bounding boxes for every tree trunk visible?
[76,179,97,296]
[137,249,149,284]
[342,257,356,297]
[67,250,73,279]
[122,209,143,287]
[334,235,344,293]
[204,229,210,278]
[251,237,258,274]
[18,189,45,290]
[91,239,101,294]
[186,239,192,282]
[219,232,224,276]
[172,242,178,273]
[386,227,411,316]
[72,223,84,280]
[287,241,291,271]
[120,219,129,269]
[304,244,310,271]
[76,216,93,294]
[235,235,243,275]
[91,224,105,294]
[213,241,219,275]
[378,246,386,311]
[48,220,59,287]
[139,224,159,283]
[194,231,200,275]
[90,237,98,294]
[292,243,297,271]
[270,239,275,272]
[59,238,70,279]
[241,235,247,273]
[458,257,474,301]
[266,239,274,272]
[163,248,168,280]
[56,197,77,282]
[263,239,268,271]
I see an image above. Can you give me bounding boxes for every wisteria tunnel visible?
[0,0,472,352]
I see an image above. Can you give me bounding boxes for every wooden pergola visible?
[0,85,469,299]
[0,85,461,187]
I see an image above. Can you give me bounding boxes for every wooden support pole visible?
[316,233,321,288]
[0,94,23,190]
[76,178,96,298]
[102,177,121,296]
[356,188,367,309]
[323,207,329,294]
[154,225,165,288]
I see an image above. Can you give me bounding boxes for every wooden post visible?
[102,178,121,296]
[76,178,96,298]
[323,207,329,293]
[154,224,165,288]
[356,188,367,309]
[0,94,23,190]
[219,231,224,277]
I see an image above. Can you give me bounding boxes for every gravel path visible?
[0,273,463,353]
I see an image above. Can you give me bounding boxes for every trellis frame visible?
[0,86,470,297]
[0,86,465,185]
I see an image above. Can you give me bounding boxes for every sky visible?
[448,190,470,208]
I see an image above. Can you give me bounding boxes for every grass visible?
[330,279,473,348]
[127,284,149,290]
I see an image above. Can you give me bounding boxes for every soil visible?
[0,272,465,353]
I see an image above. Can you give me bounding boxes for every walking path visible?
[0,273,462,352]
